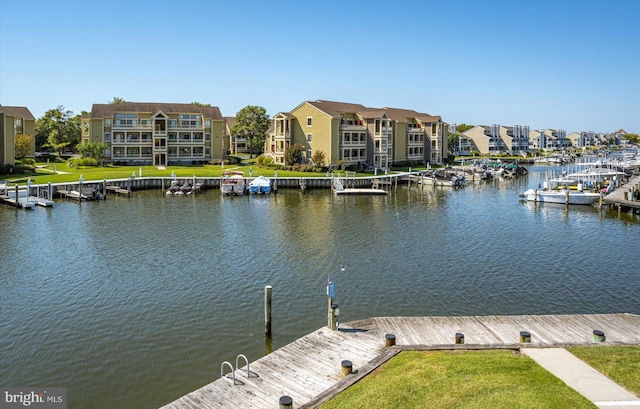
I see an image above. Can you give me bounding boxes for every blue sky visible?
[1,0,638,132]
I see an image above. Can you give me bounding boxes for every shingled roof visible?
[304,100,442,123]
[383,107,442,123]
[0,105,35,120]
[89,102,223,120]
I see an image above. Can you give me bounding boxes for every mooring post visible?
[279,395,292,409]
[14,185,19,208]
[264,285,272,336]
[341,360,353,378]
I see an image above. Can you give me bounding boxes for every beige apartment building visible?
[265,100,447,168]
[82,102,225,166]
[461,124,530,155]
[0,105,36,167]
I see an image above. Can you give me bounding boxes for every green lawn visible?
[320,350,595,409]
[567,346,640,395]
[2,162,379,185]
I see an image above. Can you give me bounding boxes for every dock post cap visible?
[385,333,396,347]
[341,360,353,377]
[593,329,606,342]
[279,395,293,407]
[519,331,531,337]
[455,332,465,344]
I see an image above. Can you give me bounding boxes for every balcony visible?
[113,120,153,129]
[340,123,366,131]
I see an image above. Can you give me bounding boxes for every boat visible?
[221,171,246,195]
[249,176,272,194]
[416,169,467,187]
[521,187,601,205]
[534,156,565,165]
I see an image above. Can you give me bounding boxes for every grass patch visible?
[1,162,384,185]
[320,350,595,409]
[567,346,640,395]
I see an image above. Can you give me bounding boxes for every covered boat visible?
[249,176,272,194]
[221,171,246,195]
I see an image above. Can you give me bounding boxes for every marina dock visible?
[161,313,640,409]
[603,174,640,213]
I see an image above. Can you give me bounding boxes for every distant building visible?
[567,131,607,150]
[0,105,36,167]
[461,124,530,155]
[224,116,248,155]
[265,100,447,167]
[82,102,225,166]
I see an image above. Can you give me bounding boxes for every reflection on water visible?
[1,166,639,409]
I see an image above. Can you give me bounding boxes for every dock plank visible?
[161,314,640,409]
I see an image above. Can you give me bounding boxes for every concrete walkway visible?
[522,348,640,409]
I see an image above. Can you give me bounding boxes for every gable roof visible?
[304,100,369,118]
[89,102,223,119]
[0,105,35,120]
[383,107,441,123]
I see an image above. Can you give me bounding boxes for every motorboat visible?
[521,186,601,205]
[221,171,246,195]
[249,176,272,194]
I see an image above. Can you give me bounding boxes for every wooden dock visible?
[603,174,640,212]
[160,314,640,409]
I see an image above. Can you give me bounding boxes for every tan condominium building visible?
[266,100,448,168]
[82,102,225,166]
[461,124,531,156]
[0,105,36,167]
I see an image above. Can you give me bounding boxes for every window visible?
[307,117,313,127]
[105,118,112,126]
[306,149,312,159]
[141,147,152,155]
[205,120,211,127]
[205,133,211,141]
[115,113,138,127]
[104,133,111,141]
[127,147,140,155]
[306,133,312,143]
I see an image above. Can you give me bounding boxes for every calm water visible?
[1,166,639,408]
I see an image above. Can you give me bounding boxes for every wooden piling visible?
[520,331,531,343]
[264,285,272,336]
[455,332,464,344]
[593,329,606,342]
[385,333,396,347]
[341,360,353,378]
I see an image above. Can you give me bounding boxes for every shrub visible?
[20,158,36,166]
[68,158,98,168]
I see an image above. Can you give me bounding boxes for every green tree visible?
[448,123,474,154]
[109,97,126,104]
[311,150,326,167]
[35,106,81,155]
[14,134,33,159]
[624,133,639,144]
[76,142,108,165]
[284,144,306,165]
[191,101,212,107]
[230,105,270,158]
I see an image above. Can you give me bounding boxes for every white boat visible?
[249,176,272,194]
[416,169,467,187]
[534,156,564,165]
[221,171,246,195]
[521,188,601,205]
